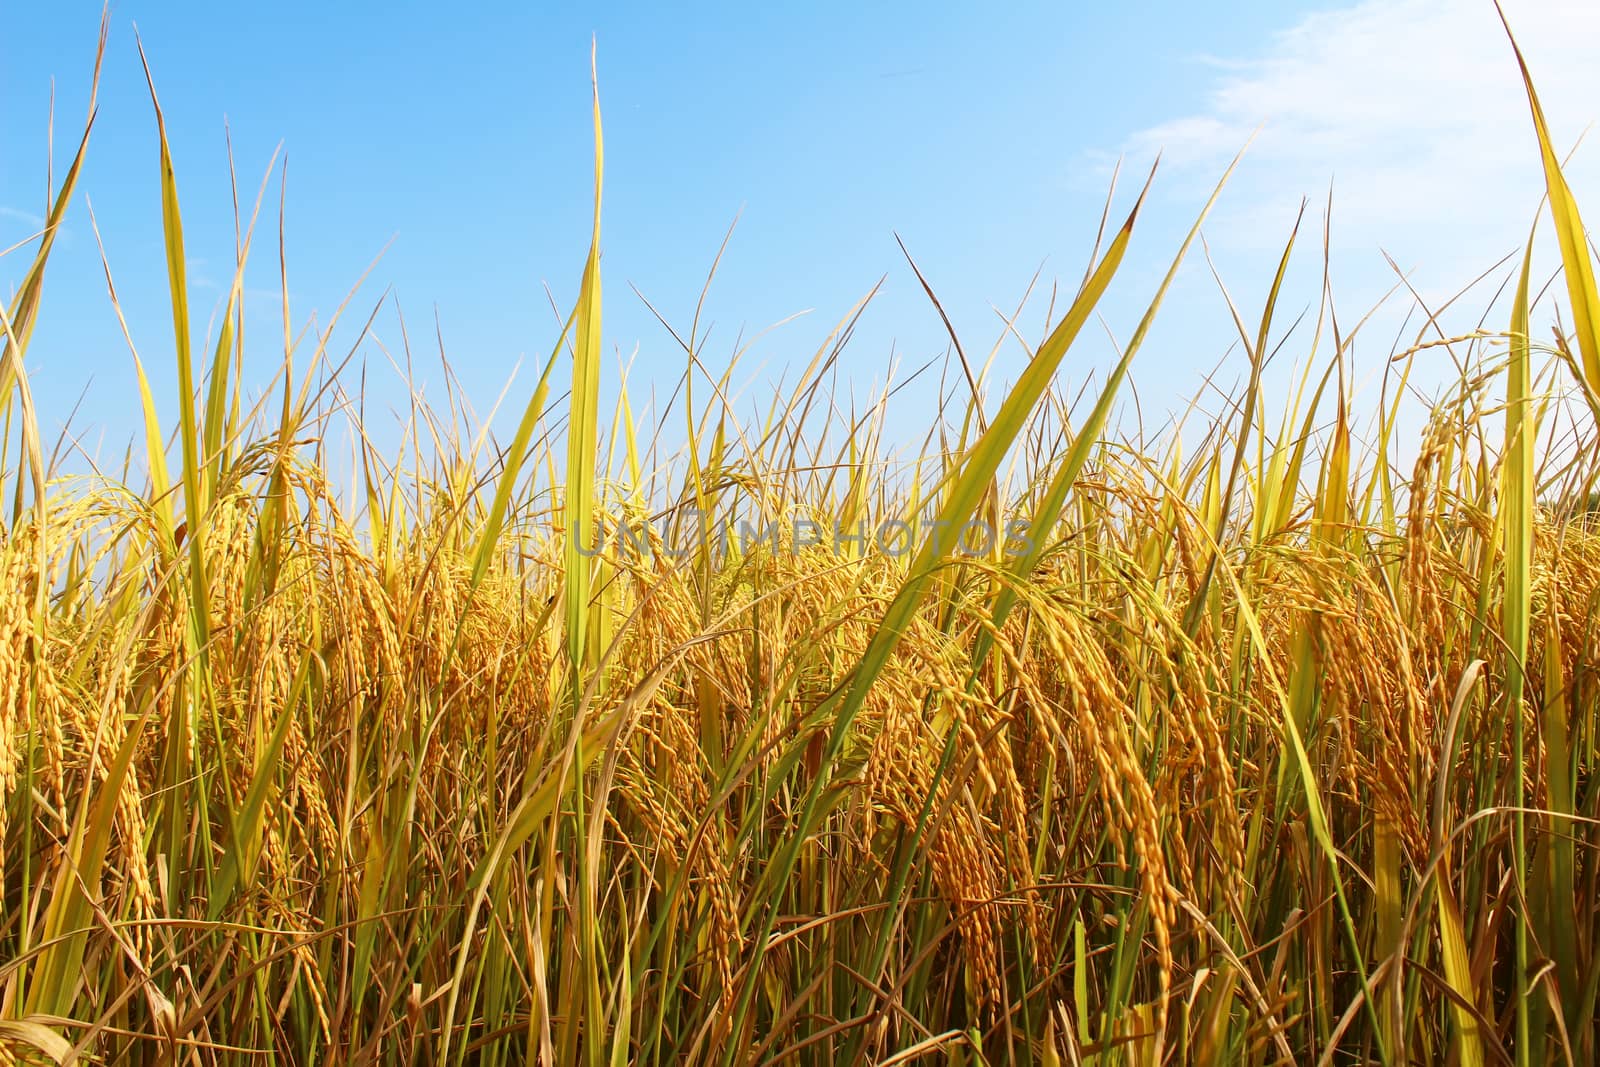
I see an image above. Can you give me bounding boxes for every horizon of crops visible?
[5,11,1600,1066]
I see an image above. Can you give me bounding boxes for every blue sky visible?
[4,1,1598,475]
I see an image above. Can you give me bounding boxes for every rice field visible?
[5,15,1600,1067]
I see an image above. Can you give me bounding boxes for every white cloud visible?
[1,206,46,225]
[1,206,75,252]
[1122,0,1600,296]
[1094,0,1600,463]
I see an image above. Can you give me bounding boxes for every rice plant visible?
[4,11,1600,1065]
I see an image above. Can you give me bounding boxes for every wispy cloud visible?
[0,205,48,232]
[1115,0,1600,294]
[0,207,47,227]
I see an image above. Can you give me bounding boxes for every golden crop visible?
[2,14,1599,1066]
